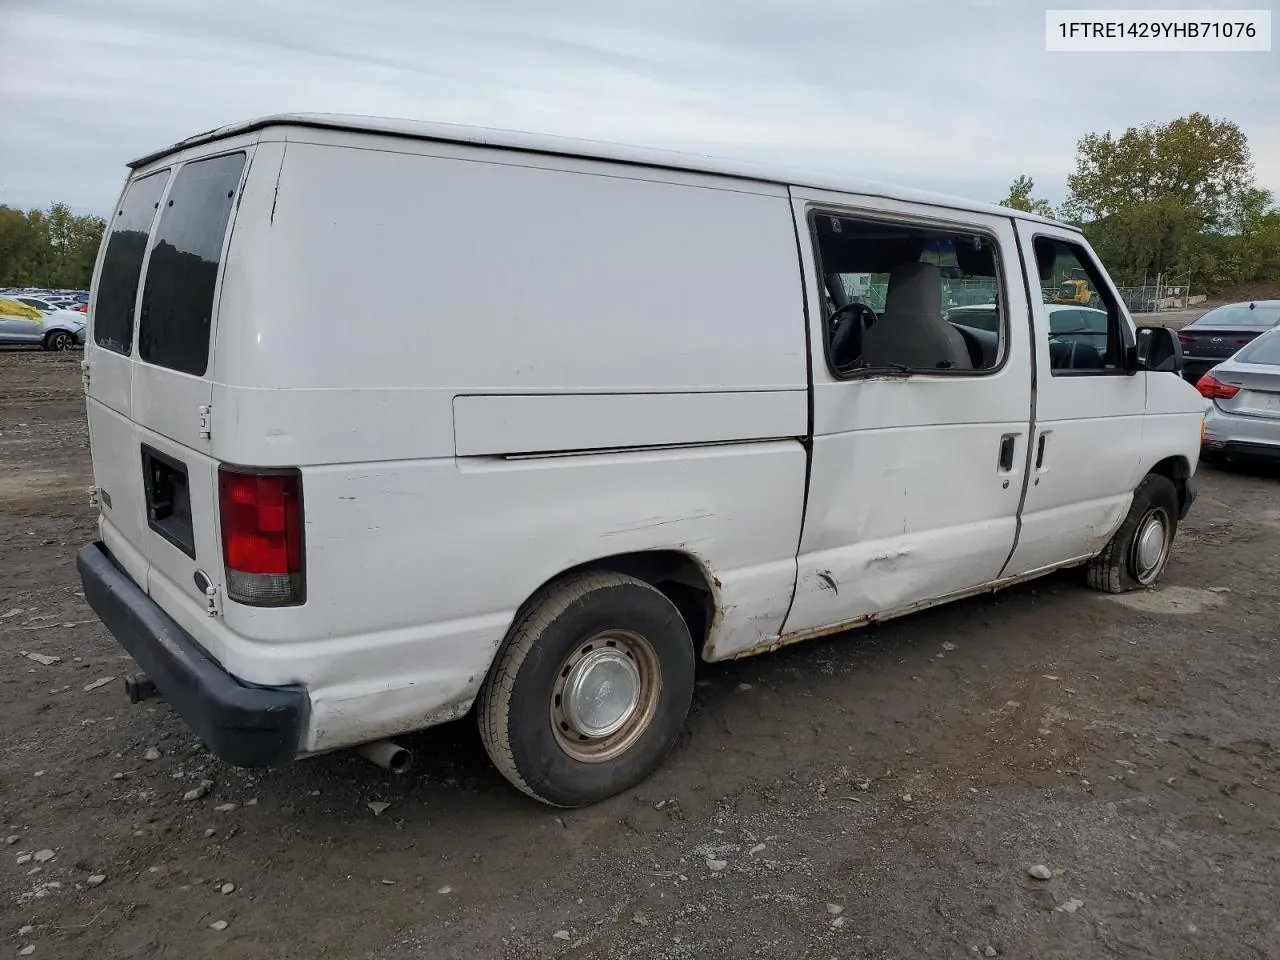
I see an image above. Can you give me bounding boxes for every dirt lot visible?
[3,349,1279,960]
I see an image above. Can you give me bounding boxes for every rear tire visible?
[1086,474,1179,593]
[477,572,695,807]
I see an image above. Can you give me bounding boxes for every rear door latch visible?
[198,405,212,440]
[194,570,222,618]
[203,585,222,618]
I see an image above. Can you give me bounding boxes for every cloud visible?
[0,0,1275,215]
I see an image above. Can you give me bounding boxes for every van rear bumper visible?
[77,542,308,767]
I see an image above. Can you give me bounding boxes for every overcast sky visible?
[0,0,1276,217]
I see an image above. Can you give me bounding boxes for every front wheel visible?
[43,331,75,351]
[477,572,695,807]
[1086,474,1179,593]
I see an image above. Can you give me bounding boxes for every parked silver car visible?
[1199,326,1280,463]
[0,296,86,350]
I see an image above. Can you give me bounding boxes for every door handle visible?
[1036,433,1047,469]
[998,433,1017,472]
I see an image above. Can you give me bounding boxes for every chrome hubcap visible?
[551,629,662,764]
[1133,509,1170,582]
[563,648,641,738]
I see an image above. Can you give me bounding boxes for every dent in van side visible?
[778,192,1035,645]
[210,442,807,753]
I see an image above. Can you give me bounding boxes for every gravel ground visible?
[2,348,1278,960]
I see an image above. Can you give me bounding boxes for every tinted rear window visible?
[1238,332,1280,366]
[1195,304,1280,327]
[138,152,245,376]
[94,171,170,354]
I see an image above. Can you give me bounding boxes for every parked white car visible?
[77,114,1205,807]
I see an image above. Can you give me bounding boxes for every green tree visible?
[0,202,105,288]
[1063,114,1276,286]
[999,175,1056,219]
[1064,113,1252,227]
[45,203,105,288]
[1082,197,1209,281]
[0,206,44,285]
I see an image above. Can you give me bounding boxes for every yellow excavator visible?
[1050,270,1094,306]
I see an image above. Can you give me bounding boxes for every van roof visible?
[130,112,1072,230]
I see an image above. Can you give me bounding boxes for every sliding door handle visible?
[1036,433,1047,469]
[998,433,1017,472]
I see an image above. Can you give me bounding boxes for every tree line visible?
[0,203,105,289]
[1001,113,1280,290]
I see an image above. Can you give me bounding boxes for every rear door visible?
[86,169,174,585]
[134,150,250,614]
[86,148,252,613]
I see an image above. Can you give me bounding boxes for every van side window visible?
[94,171,170,355]
[809,214,1005,377]
[138,152,246,376]
[1032,237,1125,375]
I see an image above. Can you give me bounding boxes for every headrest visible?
[954,236,997,277]
[884,261,942,315]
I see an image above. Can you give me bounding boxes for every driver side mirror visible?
[1130,325,1183,374]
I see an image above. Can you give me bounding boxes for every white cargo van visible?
[78,114,1204,807]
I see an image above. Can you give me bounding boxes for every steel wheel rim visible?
[1132,507,1171,584]
[551,629,662,763]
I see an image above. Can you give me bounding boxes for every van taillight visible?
[217,467,304,605]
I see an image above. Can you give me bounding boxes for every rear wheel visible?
[1086,474,1179,593]
[477,572,695,807]
[43,331,74,351]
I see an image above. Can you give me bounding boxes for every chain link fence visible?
[1109,273,1199,314]
[844,278,1000,312]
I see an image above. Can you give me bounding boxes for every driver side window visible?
[810,212,1005,378]
[1032,237,1126,376]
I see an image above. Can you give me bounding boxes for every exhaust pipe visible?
[124,673,159,704]
[357,740,413,775]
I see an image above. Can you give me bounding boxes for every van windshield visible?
[137,152,245,376]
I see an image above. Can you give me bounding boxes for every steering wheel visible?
[829,301,878,368]
[829,300,876,332]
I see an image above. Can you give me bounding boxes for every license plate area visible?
[141,445,196,559]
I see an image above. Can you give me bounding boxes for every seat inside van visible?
[816,216,1000,373]
[861,262,972,371]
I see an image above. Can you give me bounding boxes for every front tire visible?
[43,331,74,351]
[478,572,696,807]
[1086,474,1179,593]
